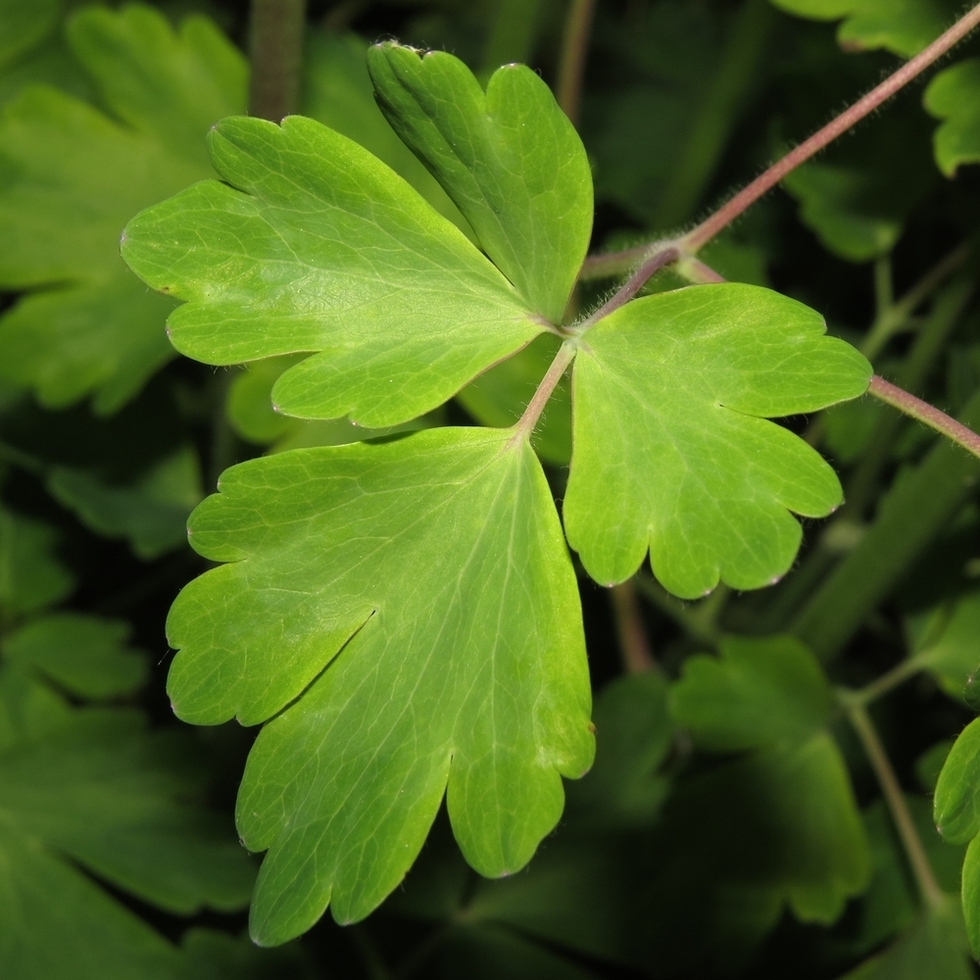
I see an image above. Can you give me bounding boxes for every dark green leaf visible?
[0,507,74,616]
[670,635,835,751]
[367,42,592,325]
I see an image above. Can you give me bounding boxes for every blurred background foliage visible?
[1,0,980,976]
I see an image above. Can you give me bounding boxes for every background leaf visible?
[924,59,980,177]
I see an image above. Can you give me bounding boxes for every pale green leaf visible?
[768,0,959,57]
[963,834,980,956]
[0,4,246,413]
[456,334,573,465]
[47,446,202,560]
[166,427,593,942]
[367,42,593,325]
[0,506,73,616]
[122,115,542,428]
[2,613,148,699]
[563,284,871,597]
[924,59,980,177]
[669,635,835,751]
[934,716,980,843]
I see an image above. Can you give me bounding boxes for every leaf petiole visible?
[511,340,577,442]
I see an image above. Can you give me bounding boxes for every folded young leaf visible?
[122,116,545,428]
[924,59,980,177]
[165,427,594,942]
[564,284,871,598]
[368,43,592,326]
[0,4,246,413]
[670,635,835,751]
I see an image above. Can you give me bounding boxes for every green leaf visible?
[906,590,980,701]
[2,613,148,699]
[0,666,256,977]
[0,4,246,413]
[563,284,871,597]
[301,30,469,232]
[0,506,74,617]
[768,0,960,57]
[367,42,593,325]
[564,672,674,829]
[181,927,310,980]
[456,334,572,466]
[0,0,60,70]
[963,833,980,956]
[924,59,980,177]
[47,446,202,560]
[934,716,980,843]
[839,897,972,980]
[166,427,593,942]
[440,924,598,980]
[669,635,835,751]
[122,115,543,428]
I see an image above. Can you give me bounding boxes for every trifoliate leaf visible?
[122,115,545,428]
[563,284,871,598]
[839,897,972,980]
[924,59,980,177]
[0,4,246,414]
[367,42,593,325]
[165,427,593,942]
[301,30,468,232]
[934,716,980,843]
[456,334,573,466]
[0,507,74,616]
[2,613,148,699]
[768,0,960,57]
[47,446,202,560]
[670,635,835,751]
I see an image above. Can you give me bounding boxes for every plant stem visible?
[512,341,576,440]
[868,374,980,461]
[848,655,927,707]
[844,700,945,909]
[578,247,680,329]
[580,242,652,282]
[676,255,728,284]
[556,0,597,124]
[680,1,980,253]
[610,579,657,674]
[249,0,307,121]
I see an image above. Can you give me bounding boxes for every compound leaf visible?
[0,507,74,617]
[924,59,980,177]
[670,635,835,751]
[935,716,980,844]
[166,427,593,943]
[367,42,593,325]
[0,4,246,413]
[768,0,960,57]
[1,613,147,699]
[122,115,544,428]
[563,284,871,597]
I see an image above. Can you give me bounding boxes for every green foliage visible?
[924,58,980,177]
[0,3,247,414]
[0,507,74,616]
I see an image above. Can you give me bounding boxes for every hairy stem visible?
[610,580,657,674]
[844,700,945,909]
[513,342,577,440]
[868,375,980,461]
[680,1,980,252]
[578,247,680,329]
[556,0,597,124]
[249,0,307,120]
